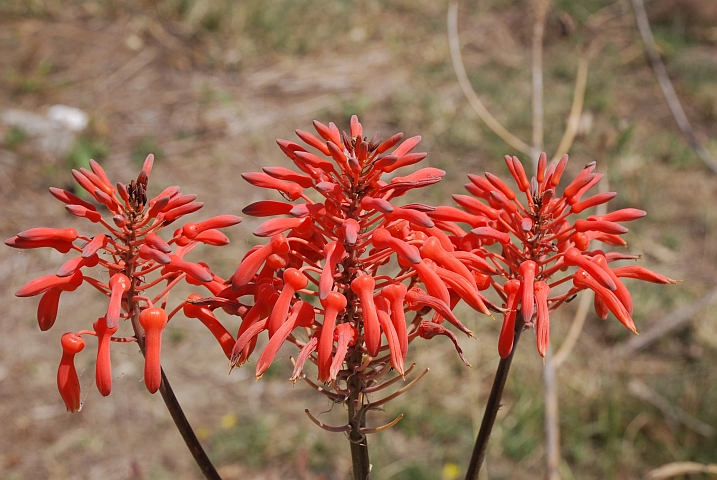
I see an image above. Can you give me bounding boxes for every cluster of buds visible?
[436,153,678,358]
[207,116,492,434]
[7,155,241,411]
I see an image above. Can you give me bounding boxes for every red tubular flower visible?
[58,332,85,412]
[328,324,356,381]
[519,260,537,324]
[351,274,381,357]
[139,307,168,393]
[15,270,83,298]
[106,274,131,329]
[381,283,409,359]
[184,295,235,359]
[573,269,637,333]
[611,266,678,284]
[498,279,522,358]
[267,268,308,337]
[94,317,117,396]
[318,292,347,382]
[17,227,78,243]
[8,154,239,409]
[375,296,404,376]
[38,288,63,331]
[445,153,674,358]
[319,241,346,299]
[230,234,290,289]
[256,301,315,379]
[534,281,551,357]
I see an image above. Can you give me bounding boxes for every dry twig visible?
[617,285,717,357]
[629,0,717,175]
[646,462,717,479]
[627,379,714,437]
[550,56,588,164]
[447,3,535,158]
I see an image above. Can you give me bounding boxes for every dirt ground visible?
[1,1,717,479]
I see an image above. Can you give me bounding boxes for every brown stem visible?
[347,348,371,479]
[125,217,222,480]
[129,305,222,479]
[464,319,524,480]
[158,369,223,480]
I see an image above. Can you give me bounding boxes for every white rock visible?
[47,104,89,132]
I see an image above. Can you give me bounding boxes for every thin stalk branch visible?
[552,291,592,367]
[543,347,560,480]
[464,319,524,480]
[630,0,717,175]
[447,2,534,157]
[531,0,551,163]
[551,56,589,164]
[158,370,223,480]
[531,4,561,477]
[617,285,717,357]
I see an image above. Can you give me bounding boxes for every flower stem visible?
[348,348,370,480]
[464,320,524,480]
[125,217,222,480]
[158,369,223,480]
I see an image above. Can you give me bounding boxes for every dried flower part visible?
[8,155,239,409]
[446,154,674,358]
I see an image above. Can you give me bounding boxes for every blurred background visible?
[1,0,716,479]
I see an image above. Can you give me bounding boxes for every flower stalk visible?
[465,316,523,480]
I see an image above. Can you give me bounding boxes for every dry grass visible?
[1,0,716,479]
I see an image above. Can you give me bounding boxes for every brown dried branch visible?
[367,368,429,409]
[531,0,550,160]
[646,462,717,479]
[359,413,404,434]
[629,0,717,175]
[304,409,352,433]
[447,2,535,158]
[617,285,717,357]
[550,55,589,164]
[627,380,714,437]
[364,364,417,394]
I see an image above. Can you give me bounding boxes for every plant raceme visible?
[9,116,676,479]
[220,116,484,437]
[8,156,241,411]
[444,153,677,358]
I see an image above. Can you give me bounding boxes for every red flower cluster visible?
[7,156,240,411]
[212,116,486,428]
[9,116,675,430]
[440,153,677,358]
